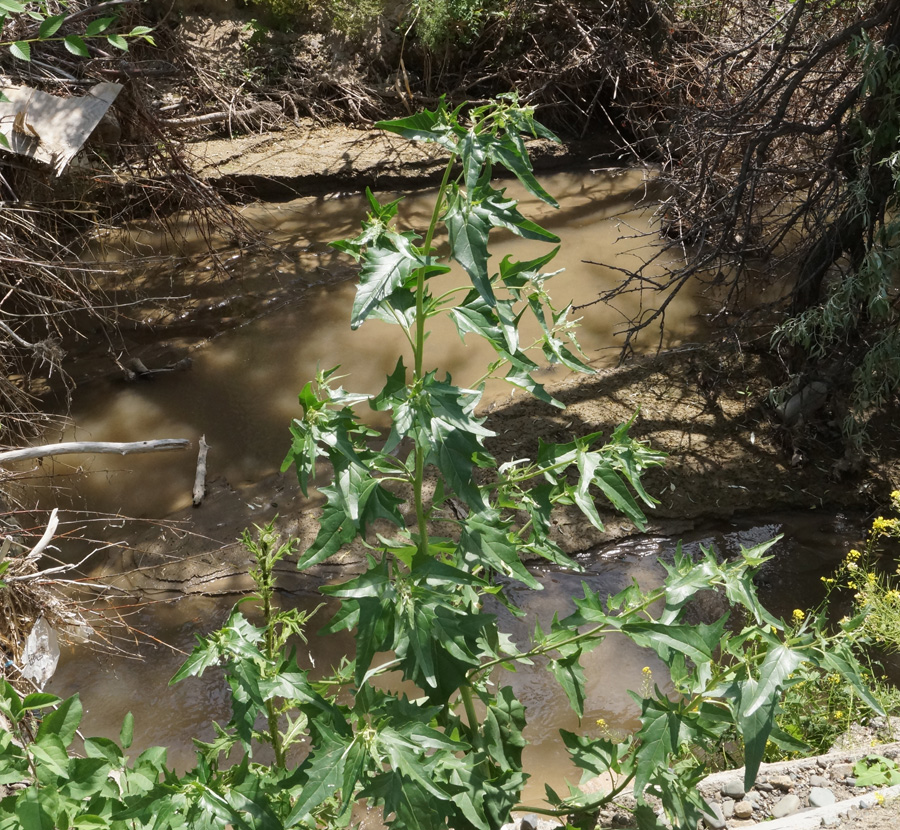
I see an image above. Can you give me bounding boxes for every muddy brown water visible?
[34,168,858,807]
[47,511,865,806]
[29,169,720,519]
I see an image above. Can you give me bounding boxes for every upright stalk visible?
[412,156,456,561]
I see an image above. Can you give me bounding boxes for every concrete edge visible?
[738,784,900,828]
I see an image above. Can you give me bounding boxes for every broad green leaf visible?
[83,737,123,765]
[128,25,154,36]
[14,787,54,830]
[351,239,424,329]
[107,33,128,51]
[487,135,558,206]
[621,619,724,665]
[376,102,464,154]
[64,34,89,57]
[743,642,802,717]
[0,0,24,12]
[39,14,65,37]
[9,41,30,61]
[444,190,493,305]
[549,654,587,716]
[84,16,115,36]
[296,497,357,569]
[31,733,70,778]
[284,742,347,826]
[36,695,82,747]
[478,186,559,243]
[61,758,112,800]
[560,730,628,778]
[22,693,59,711]
[458,511,537,587]
[482,687,526,772]
[735,678,777,791]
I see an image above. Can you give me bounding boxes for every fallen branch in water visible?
[193,434,209,508]
[0,439,190,464]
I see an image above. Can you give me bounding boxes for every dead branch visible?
[0,439,190,464]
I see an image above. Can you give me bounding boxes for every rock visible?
[830,763,854,780]
[701,802,726,829]
[769,774,793,792]
[721,798,735,819]
[809,774,830,788]
[733,801,754,819]
[721,779,745,799]
[744,791,761,804]
[520,815,539,830]
[771,794,802,818]
[755,782,774,792]
[808,787,836,808]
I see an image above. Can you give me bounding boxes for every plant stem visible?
[412,156,456,560]
[459,684,482,750]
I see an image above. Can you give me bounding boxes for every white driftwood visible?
[192,434,210,508]
[0,439,190,464]
[24,507,58,563]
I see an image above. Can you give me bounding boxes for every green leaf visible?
[119,712,134,749]
[444,190,493,305]
[106,33,128,51]
[738,679,778,791]
[376,102,464,154]
[853,755,900,787]
[284,741,348,826]
[128,25,154,36]
[22,693,59,711]
[296,498,356,569]
[621,619,724,665]
[9,41,30,61]
[486,135,558,206]
[31,733,70,778]
[0,0,25,13]
[36,695,82,747]
[64,34,89,57]
[549,654,587,716]
[39,14,65,37]
[14,787,54,830]
[743,642,802,717]
[84,16,115,36]
[351,236,425,329]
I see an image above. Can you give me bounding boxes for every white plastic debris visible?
[0,82,122,175]
[20,616,60,689]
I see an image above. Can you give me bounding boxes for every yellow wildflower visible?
[792,609,805,624]
[847,549,862,561]
[876,792,885,805]
[834,710,844,719]
[828,674,841,684]
[642,666,652,676]
[596,718,607,728]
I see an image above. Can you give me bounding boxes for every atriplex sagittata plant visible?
[0,97,885,830]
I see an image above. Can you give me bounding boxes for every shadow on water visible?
[25,169,715,521]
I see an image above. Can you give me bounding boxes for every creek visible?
[33,168,861,805]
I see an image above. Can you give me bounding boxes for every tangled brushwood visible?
[0,1,257,449]
[578,0,900,447]
[0,509,138,697]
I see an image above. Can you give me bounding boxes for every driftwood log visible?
[0,439,190,464]
[192,435,209,508]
